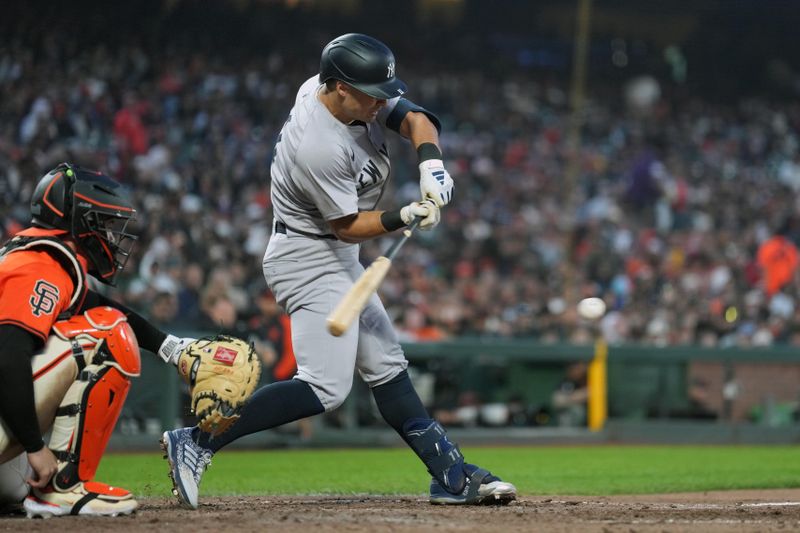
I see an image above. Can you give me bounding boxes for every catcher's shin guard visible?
[46,307,141,491]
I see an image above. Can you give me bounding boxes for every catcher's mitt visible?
[176,335,261,436]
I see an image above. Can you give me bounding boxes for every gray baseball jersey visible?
[264,76,426,409]
[270,76,397,236]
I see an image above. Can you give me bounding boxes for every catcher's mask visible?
[319,33,407,99]
[30,162,138,285]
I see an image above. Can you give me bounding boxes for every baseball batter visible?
[163,33,517,508]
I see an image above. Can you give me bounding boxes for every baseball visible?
[577,297,606,320]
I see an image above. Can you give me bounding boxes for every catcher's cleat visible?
[161,427,213,509]
[429,464,517,505]
[24,481,137,518]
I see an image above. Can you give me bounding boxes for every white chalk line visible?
[742,501,800,507]
[543,499,800,510]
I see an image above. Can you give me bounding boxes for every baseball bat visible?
[326,218,422,337]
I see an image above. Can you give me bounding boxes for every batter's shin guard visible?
[402,419,466,494]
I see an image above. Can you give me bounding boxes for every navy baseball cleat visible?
[160,428,213,509]
[429,464,517,505]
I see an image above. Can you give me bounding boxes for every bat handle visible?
[385,217,421,261]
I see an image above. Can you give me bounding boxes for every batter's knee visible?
[304,377,353,412]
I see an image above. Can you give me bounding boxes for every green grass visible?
[96,445,800,498]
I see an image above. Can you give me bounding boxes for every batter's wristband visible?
[380,210,406,232]
[417,143,442,162]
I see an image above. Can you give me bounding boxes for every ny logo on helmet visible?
[387,61,395,79]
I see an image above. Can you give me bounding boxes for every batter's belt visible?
[274,220,338,240]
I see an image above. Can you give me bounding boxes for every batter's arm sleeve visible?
[384,98,441,135]
[82,290,167,354]
[0,324,45,453]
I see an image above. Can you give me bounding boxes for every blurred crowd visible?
[3,2,800,353]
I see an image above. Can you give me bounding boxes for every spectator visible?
[149,291,180,330]
[2,2,800,349]
[247,291,289,382]
[551,362,589,427]
[757,225,799,297]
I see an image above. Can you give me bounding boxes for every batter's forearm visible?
[401,111,440,150]
[329,212,397,243]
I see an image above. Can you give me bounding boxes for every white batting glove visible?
[419,159,454,207]
[157,334,198,366]
[400,199,440,231]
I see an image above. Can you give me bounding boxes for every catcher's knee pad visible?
[45,307,141,491]
[403,419,466,494]
[51,307,141,376]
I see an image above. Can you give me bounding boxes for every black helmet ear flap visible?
[30,162,76,231]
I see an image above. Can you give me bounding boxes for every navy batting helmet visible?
[319,33,407,99]
[30,163,137,285]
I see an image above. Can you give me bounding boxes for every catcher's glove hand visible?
[176,335,261,437]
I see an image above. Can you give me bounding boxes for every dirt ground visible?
[3,489,800,532]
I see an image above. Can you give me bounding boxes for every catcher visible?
[0,163,260,518]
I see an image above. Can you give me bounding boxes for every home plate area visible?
[1,489,799,532]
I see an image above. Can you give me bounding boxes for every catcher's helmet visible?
[30,163,137,285]
[319,33,407,99]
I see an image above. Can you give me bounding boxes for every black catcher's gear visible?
[30,163,137,285]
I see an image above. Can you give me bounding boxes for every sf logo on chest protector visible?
[30,280,60,316]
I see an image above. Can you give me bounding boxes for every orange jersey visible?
[0,229,88,343]
[757,236,799,296]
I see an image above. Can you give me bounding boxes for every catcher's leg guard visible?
[46,307,140,491]
[49,365,133,490]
